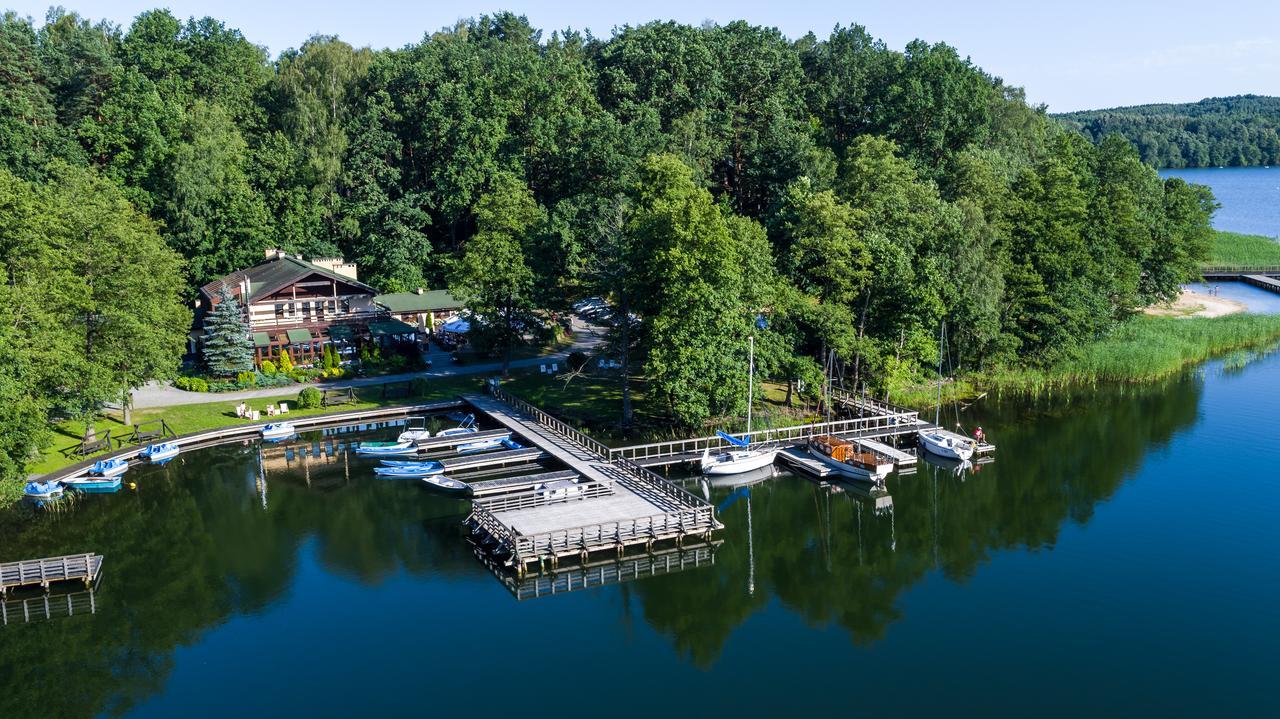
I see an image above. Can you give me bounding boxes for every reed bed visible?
[1206,231,1280,268]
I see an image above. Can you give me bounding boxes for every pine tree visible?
[203,286,255,376]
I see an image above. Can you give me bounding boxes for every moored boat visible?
[89,457,129,478]
[354,441,417,456]
[260,422,296,440]
[64,476,123,493]
[456,437,504,453]
[23,480,65,501]
[421,475,471,493]
[140,442,180,463]
[396,417,431,443]
[701,336,778,476]
[379,459,444,472]
[918,430,975,461]
[374,462,444,477]
[807,435,893,483]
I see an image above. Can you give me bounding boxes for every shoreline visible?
[1143,288,1247,319]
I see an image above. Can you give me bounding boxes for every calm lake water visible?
[4,347,1280,717]
[1161,166,1280,236]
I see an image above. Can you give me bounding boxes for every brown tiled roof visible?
[200,256,378,303]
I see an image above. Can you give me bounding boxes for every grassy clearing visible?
[21,373,498,482]
[981,314,1280,393]
[1206,230,1280,268]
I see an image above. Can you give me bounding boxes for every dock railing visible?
[1200,266,1280,274]
[491,386,613,458]
[473,481,615,513]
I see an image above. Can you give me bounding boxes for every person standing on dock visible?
[973,426,985,444]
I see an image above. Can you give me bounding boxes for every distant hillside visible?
[1055,95,1280,168]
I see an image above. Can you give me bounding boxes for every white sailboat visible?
[919,322,975,461]
[701,335,779,475]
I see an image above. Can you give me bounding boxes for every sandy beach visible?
[1145,288,1247,318]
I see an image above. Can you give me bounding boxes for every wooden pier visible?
[1,553,103,597]
[411,428,511,451]
[462,391,720,576]
[438,447,546,472]
[1201,268,1280,294]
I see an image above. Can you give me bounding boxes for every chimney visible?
[264,248,285,260]
[310,257,358,281]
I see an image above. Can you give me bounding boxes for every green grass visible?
[982,314,1280,393]
[1206,230,1280,268]
[20,373,499,483]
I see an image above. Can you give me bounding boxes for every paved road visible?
[132,321,605,409]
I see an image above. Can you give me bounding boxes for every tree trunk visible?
[122,387,132,426]
[784,378,793,408]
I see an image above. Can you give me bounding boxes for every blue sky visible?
[7,0,1278,111]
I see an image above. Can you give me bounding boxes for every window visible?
[302,301,312,318]
[341,299,350,313]
[316,302,325,319]
[287,302,295,317]
[275,303,284,319]
[328,300,337,314]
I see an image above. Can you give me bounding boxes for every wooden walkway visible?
[1,553,103,596]
[476,541,720,601]
[462,392,720,575]
[470,470,578,498]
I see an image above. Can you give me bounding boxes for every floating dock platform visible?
[412,429,511,451]
[462,392,720,576]
[1,553,103,597]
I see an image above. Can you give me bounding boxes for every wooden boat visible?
[64,476,123,493]
[260,422,296,440]
[139,442,179,463]
[354,441,417,456]
[89,457,129,478]
[23,480,65,501]
[807,435,893,483]
[919,430,975,461]
[421,475,471,493]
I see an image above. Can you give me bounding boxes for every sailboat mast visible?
[746,334,754,439]
[936,322,945,427]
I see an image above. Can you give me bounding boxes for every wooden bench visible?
[70,430,112,458]
[322,389,356,407]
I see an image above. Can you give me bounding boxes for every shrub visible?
[278,350,294,374]
[174,376,209,392]
[288,369,309,383]
[236,371,256,386]
[568,351,588,371]
[297,386,322,409]
[260,359,277,375]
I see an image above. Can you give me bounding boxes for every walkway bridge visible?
[1200,268,1280,294]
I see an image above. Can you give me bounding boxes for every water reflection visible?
[0,371,1207,714]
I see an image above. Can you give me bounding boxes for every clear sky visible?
[6,0,1278,111]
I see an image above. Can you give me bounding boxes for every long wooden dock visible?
[462,391,720,575]
[1200,268,1280,294]
[1,553,103,596]
[438,447,546,471]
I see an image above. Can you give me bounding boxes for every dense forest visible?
[1056,95,1280,168]
[0,8,1214,483]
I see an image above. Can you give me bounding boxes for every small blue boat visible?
[374,465,445,478]
[501,438,524,450]
[379,459,444,472]
[23,480,65,501]
[90,457,129,478]
[421,475,470,493]
[354,441,418,456]
[140,442,180,463]
[65,476,123,494]
[456,438,504,453]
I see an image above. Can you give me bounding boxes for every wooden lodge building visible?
[197,250,429,367]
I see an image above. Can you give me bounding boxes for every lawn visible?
[1206,230,1280,268]
[24,373,500,478]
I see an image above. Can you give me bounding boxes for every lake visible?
[4,345,1280,716]
[1161,166,1280,237]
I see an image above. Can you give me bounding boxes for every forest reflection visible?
[0,375,1200,715]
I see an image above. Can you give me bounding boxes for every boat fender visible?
[128,482,137,490]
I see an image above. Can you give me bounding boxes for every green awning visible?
[327,325,355,340]
[252,332,271,347]
[286,328,313,344]
[368,319,417,337]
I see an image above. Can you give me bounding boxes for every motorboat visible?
[374,465,444,478]
[397,417,431,443]
[701,433,777,476]
[456,437,504,453]
[807,435,893,483]
[354,441,417,456]
[421,475,471,493]
[919,430,975,461]
[139,442,180,463]
[436,414,478,438]
[23,480,65,501]
[89,457,129,478]
[260,422,296,441]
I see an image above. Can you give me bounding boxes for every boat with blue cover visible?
[379,460,444,472]
[89,457,129,478]
[139,442,180,463]
[421,475,471,493]
[23,480,65,501]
